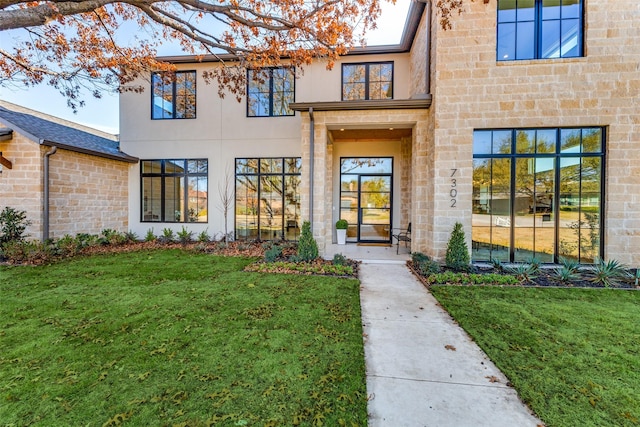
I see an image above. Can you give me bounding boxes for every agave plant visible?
[505,263,539,284]
[589,258,630,288]
[553,257,581,285]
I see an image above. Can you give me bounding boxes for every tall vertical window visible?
[247,68,295,117]
[151,71,196,119]
[141,159,208,222]
[342,62,393,101]
[235,158,301,240]
[497,0,583,61]
[472,128,604,264]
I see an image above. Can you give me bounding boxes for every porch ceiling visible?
[329,127,412,142]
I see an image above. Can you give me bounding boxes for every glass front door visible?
[340,158,393,244]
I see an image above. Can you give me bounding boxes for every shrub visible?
[445,222,470,272]
[335,219,348,230]
[159,228,175,244]
[0,207,31,246]
[145,229,156,242]
[1,240,54,264]
[297,221,318,262]
[332,253,348,266]
[264,245,283,263]
[100,229,127,246]
[124,230,139,242]
[197,229,210,243]
[55,234,80,257]
[411,252,440,276]
[177,226,193,245]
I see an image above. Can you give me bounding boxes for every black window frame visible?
[246,67,296,117]
[341,62,394,101]
[150,70,197,120]
[140,158,208,223]
[234,157,302,241]
[497,0,584,62]
[472,127,605,264]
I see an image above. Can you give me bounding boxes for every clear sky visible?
[0,1,410,134]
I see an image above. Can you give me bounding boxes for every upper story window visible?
[342,62,393,101]
[151,71,197,119]
[247,68,295,117]
[497,0,583,61]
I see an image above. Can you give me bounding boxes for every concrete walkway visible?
[359,262,543,427]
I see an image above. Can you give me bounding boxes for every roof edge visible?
[156,1,426,64]
[41,140,139,163]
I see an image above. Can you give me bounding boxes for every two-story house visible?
[120,0,640,265]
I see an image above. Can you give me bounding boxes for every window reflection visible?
[472,128,603,263]
[235,158,301,241]
[498,0,583,61]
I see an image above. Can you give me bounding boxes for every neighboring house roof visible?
[0,101,138,163]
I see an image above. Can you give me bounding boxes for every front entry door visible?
[340,158,393,244]
[358,175,392,242]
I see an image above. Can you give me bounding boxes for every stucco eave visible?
[289,97,431,112]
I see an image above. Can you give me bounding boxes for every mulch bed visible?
[408,261,640,290]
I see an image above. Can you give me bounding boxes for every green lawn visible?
[430,286,640,427]
[0,250,367,426]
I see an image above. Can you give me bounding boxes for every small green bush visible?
[145,229,156,242]
[177,226,193,244]
[197,229,210,243]
[445,222,470,272]
[335,219,349,230]
[160,228,175,244]
[264,245,283,263]
[297,221,319,262]
[332,253,348,266]
[411,252,440,275]
[0,206,31,246]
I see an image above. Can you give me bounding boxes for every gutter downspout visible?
[425,0,431,95]
[308,107,314,231]
[43,145,57,242]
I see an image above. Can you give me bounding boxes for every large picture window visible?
[151,71,196,119]
[342,62,393,101]
[247,68,295,117]
[235,158,301,240]
[497,0,583,61]
[141,159,208,222]
[472,128,604,263]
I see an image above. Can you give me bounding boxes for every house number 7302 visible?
[450,169,458,208]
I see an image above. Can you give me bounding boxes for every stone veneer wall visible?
[48,148,130,239]
[428,0,640,264]
[0,134,44,240]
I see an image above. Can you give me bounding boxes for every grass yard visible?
[0,250,367,426]
[430,286,640,427]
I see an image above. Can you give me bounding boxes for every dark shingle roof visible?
[0,104,137,163]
